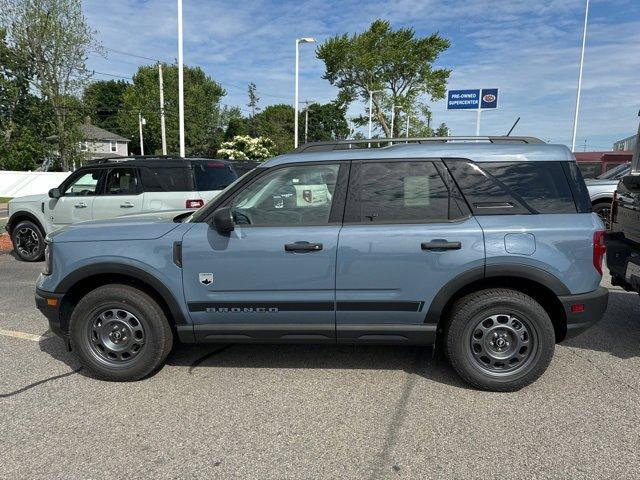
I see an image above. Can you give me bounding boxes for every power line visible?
[103,46,167,63]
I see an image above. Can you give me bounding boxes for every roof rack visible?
[292,136,545,153]
[85,155,179,164]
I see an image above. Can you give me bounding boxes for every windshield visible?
[597,162,630,179]
[185,169,257,223]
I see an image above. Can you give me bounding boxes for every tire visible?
[445,288,555,392]
[11,220,45,261]
[69,284,173,381]
[592,202,612,228]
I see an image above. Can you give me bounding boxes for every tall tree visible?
[116,64,225,156]
[316,19,450,138]
[247,82,260,136]
[82,80,128,134]
[254,104,295,154]
[1,0,99,170]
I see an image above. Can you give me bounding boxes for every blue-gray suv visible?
[35,137,609,391]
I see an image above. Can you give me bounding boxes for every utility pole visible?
[177,0,186,157]
[138,113,146,155]
[583,138,587,152]
[571,0,590,152]
[158,63,167,155]
[632,110,640,173]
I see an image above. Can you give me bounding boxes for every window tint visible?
[577,162,602,179]
[230,164,340,226]
[348,161,451,223]
[104,168,139,195]
[564,162,591,213]
[192,161,238,191]
[446,160,576,215]
[140,167,191,192]
[63,170,101,196]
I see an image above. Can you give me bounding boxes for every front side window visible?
[103,168,139,195]
[346,161,453,223]
[230,164,340,226]
[63,170,101,196]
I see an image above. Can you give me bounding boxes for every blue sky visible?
[83,0,640,151]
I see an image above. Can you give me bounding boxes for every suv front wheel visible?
[69,284,173,381]
[445,288,555,392]
[11,220,45,261]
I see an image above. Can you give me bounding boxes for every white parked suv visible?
[5,156,239,261]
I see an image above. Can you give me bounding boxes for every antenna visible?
[506,117,520,136]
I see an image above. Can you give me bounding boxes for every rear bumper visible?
[558,287,609,340]
[35,287,66,339]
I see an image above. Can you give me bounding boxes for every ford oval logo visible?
[483,94,496,103]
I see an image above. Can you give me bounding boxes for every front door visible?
[92,167,144,220]
[48,169,103,229]
[181,162,347,342]
[335,160,485,343]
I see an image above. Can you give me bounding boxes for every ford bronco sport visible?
[6,156,238,261]
[35,137,609,391]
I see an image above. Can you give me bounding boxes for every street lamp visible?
[177,0,185,157]
[138,113,147,155]
[571,0,590,152]
[295,37,316,149]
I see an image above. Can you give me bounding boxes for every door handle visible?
[284,242,323,252]
[421,241,462,251]
[120,202,134,208]
[74,202,87,209]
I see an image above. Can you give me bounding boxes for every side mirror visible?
[48,188,61,199]
[211,207,234,234]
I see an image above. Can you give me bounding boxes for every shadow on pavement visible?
[563,290,640,359]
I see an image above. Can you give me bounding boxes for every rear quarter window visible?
[446,160,577,215]
[192,161,238,191]
[140,167,191,192]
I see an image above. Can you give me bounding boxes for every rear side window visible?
[345,161,460,223]
[140,167,191,192]
[577,162,601,179]
[446,160,577,215]
[192,161,238,191]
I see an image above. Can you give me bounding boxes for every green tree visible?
[1,0,100,170]
[116,64,225,156]
[301,102,349,143]
[82,80,128,134]
[254,104,294,154]
[316,19,450,138]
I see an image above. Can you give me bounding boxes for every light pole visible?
[294,37,315,149]
[571,0,590,152]
[406,114,412,138]
[158,63,167,155]
[177,0,185,157]
[300,100,311,144]
[138,113,146,155]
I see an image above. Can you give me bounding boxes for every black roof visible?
[82,156,232,168]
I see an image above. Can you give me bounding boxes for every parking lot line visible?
[0,328,48,342]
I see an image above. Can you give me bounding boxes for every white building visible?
[79,123,130,159]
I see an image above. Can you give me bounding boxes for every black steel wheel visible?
[446,288,555,392]
[69,284,173,381]
[11,220,45,261]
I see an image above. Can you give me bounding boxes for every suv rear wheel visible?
[445,288,555,392]
[11,220,45,261]
[69,284,173,381]
[592,201,612,228]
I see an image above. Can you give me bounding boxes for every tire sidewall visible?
[70,286,171,381]
[12,220,44,262]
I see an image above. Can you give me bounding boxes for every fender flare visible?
[6,210,45,236]
[55,262,188,325]
[424,264,570,324]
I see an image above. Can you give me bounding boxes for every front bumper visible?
[35,287,66,339]
[558,286,609,340]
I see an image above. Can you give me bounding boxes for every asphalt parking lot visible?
[1,250,639,479]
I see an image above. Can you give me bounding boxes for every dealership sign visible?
[447,88,499,110]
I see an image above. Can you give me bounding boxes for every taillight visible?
[593,230,606,275]
[186,199,204,209]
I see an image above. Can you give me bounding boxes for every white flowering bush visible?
[217,135,276,161]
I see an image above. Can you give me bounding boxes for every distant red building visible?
[574,151,632,178]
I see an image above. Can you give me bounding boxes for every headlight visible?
[43,243,53,275]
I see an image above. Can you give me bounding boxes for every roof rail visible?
[292,136,545,153]
[85,155,179,164]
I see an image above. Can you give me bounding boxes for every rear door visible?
[335,159,485,343]
[92,167,144,220]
